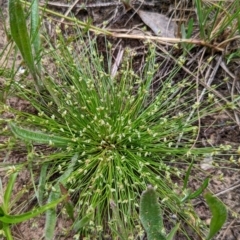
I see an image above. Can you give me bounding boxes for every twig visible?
[214,181,240,197]
[110,33,225,51]
[40,1,122,8]
[220,219,236,240]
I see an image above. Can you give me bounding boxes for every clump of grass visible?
[6,28,218,238]
[194,0,240,41]
[1,0,238,238]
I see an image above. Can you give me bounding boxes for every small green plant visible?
[3,0,227,238]
[0,169,66,240]
[6,32,217,237]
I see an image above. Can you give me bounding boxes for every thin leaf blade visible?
[0,196,65,224]
[166,222,180,240]
[189,177,209,199]
[3,172,18,211]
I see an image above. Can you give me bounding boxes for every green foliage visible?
[140,186,179,240]
[0,0,237,239]
[140,186,166,240]
[139,187,227,240]
[8,0,41,89]
[10,122,71,146]
[30,0,41,71]
[44,154,78,239]
[226,50,240,65]
[181,160,209,203]
[7,28,217,237]
[205,192,227,240]
[194,0,240,41]
[188,178,209,200]
[109,200,133,239]
[0,170,65,240]
[4,1,229,238]
[180,18,194,53]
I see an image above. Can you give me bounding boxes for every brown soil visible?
[1,1,240,239]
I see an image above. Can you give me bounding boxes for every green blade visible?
[205,192,227,240]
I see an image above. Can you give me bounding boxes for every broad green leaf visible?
[0,196,65,224]
[186,18,194,38]
[8,0,37,81]
[140,186,166,240]
[45,188,61,240]
[180,23,186,39]
[59,154,78,182]
[9,122,70,146]
[30,0,41,72]
[2,225,13,240]
[205,193,227,240]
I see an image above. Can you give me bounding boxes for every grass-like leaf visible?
[194,0,240,42]
[166,222,180,240]
[188,177,209,200]
[0,196,66,224]
[3,172,18,212]
[73,213,93,232]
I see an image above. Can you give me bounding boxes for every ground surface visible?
[1,0,240,239]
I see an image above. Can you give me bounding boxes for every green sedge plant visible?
[4,0,225,238]
[8,34,217,238]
